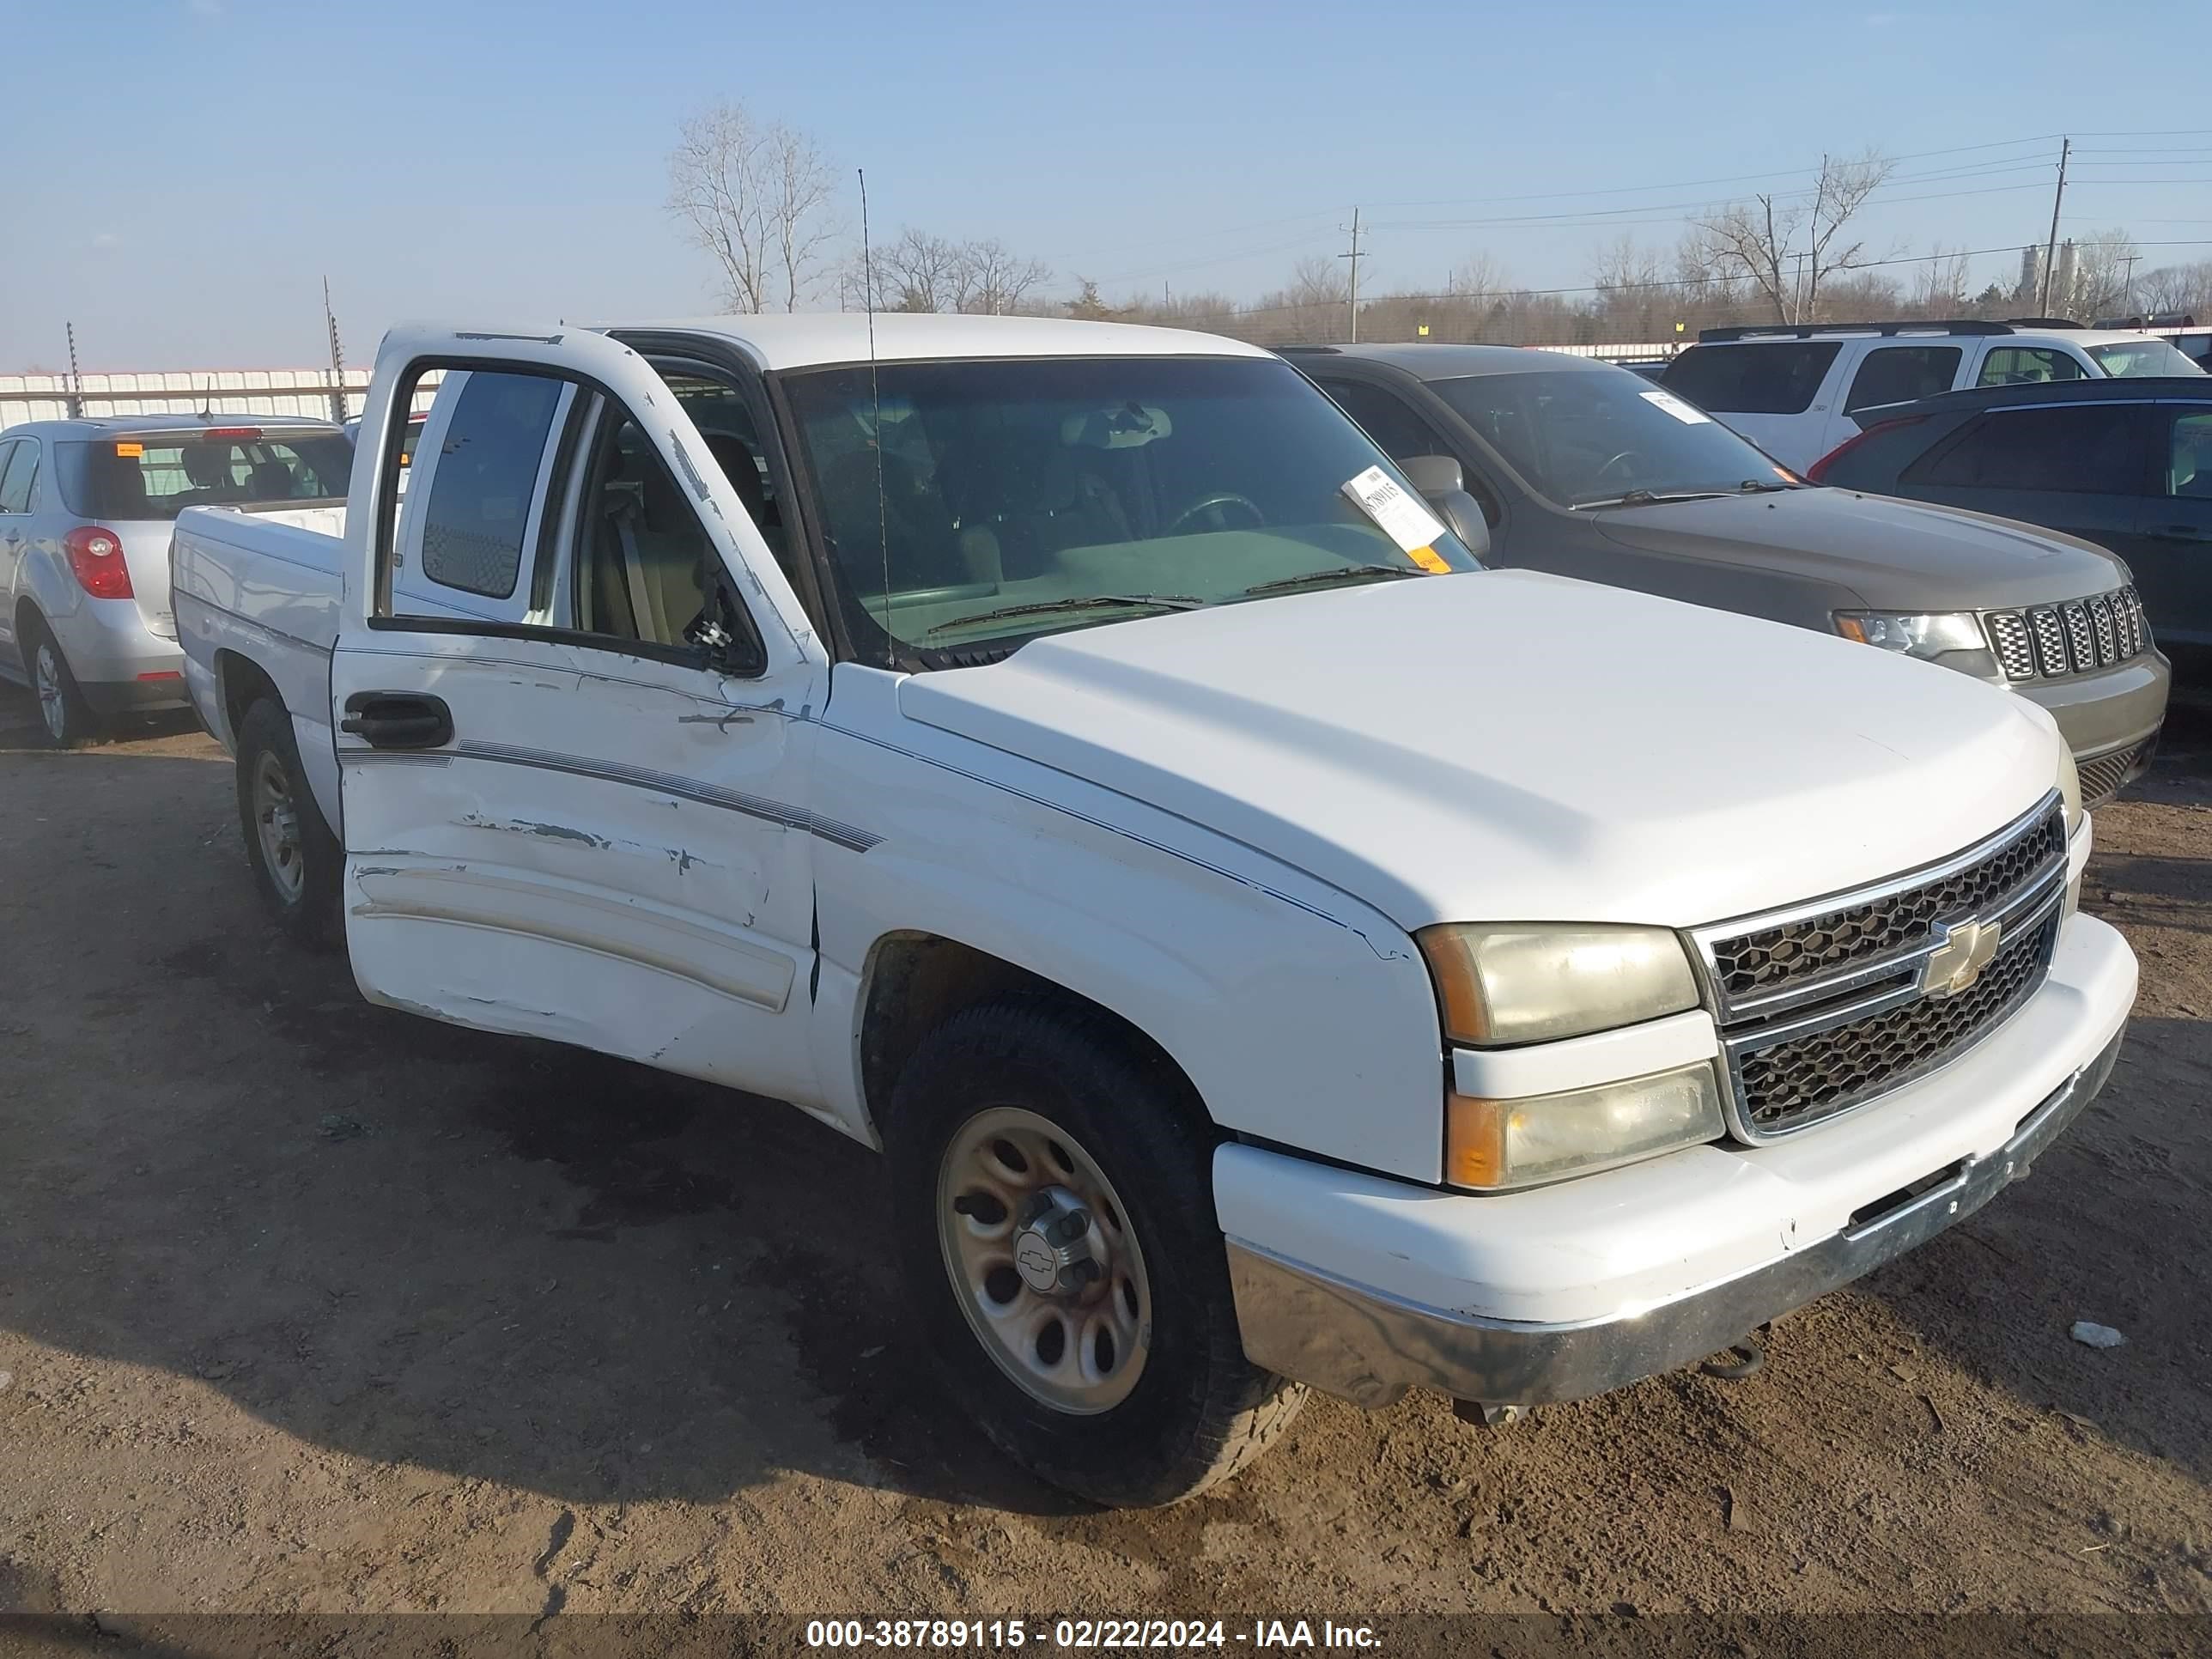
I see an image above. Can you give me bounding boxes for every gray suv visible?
[1286,343,2169,804]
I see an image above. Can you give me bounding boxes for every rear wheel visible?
[234,698,342,950]
[26,617,98,749]
[886,997,1306,1507]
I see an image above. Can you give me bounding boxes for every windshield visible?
[2087,338,2204,378]
[1426,369,1794,507]
[57,429,354,521]
[779,356,1478,653]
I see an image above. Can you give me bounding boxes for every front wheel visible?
[234,698,343,950]
[886,998,1305,1507]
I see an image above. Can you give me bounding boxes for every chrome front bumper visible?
[1227,1030,2122,1410]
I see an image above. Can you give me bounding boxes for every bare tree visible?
[1589,235,1667,340]
[960,239,1054,314]
[666,100,838,313]
[2062,228,2142,322]
[2136,259,2212,318]
[842,230,1055,314]
[1908,245,1974,315]
[1692,151,1896,324]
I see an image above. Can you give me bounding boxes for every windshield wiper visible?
[922,593,1204,637]
[1242,563,1433,598]
[1571,488,1737,510]
[1733,477,1798,493]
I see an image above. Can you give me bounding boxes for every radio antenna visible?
[859,167,893,668]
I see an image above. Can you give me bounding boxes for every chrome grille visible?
[1986,588,2147,683]
[1695,794,2068,1139]
[1735,915,2057,1132]
[2088,594,2117,665]
[1986,612,2034,678]
[1705,807,2064,1002]
[2030,607,2069,677]
[2063,602,2096,672]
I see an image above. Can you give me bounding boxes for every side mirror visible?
[685,575,767,678]
[1396,454,1491,560]
[1432,490,1491,561]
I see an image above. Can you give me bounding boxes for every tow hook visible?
[1451,1400,1525,1429]
[1698,1323,1772,1381]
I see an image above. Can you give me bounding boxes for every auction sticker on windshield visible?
[1342,465,1449,568]
[1639,389,1712,425]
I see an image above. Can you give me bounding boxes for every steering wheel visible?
[1167,492,1266,535]
[1594,451,1646,483]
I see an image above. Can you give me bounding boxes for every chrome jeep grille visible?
[1984,587,2148,683]
[1694,794,2068,1139]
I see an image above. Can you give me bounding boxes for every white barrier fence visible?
[0,368,371,432]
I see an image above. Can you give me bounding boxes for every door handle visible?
[340,690,453,750]
[2148,524,2211,542]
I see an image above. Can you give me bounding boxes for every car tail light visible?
[198,427,263,442]
[64,526,135,599]
[1807,416,1924,483]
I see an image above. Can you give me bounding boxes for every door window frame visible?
[1841,344,1965,414]
[611,331,841,659]
[1902,399,2158,495]
[0,436,40,515]
[1313,368,1509,526]
[367,355,769,678]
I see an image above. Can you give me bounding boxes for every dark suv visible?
[1285,343,2169,803]
[1811,377,2212,692]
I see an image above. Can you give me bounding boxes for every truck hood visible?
[898,570,2061,932]
[1590,487,2125,610]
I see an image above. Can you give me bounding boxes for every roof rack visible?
[2001,316,2084,329]
[1272,343,1344,355]
[1698,319,2016,343]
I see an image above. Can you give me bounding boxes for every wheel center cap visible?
[1011,1186,1103,1298]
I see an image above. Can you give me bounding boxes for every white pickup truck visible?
[172,315,2136,1508]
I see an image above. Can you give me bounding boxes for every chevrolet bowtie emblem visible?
[1923,916,2002,999]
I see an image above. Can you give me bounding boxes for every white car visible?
[170,315,2135,1506]
[1662,319,2205,471]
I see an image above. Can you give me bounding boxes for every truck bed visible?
[172,502,349,826]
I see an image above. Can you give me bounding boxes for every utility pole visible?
[1340,208,1364,343]
[322,276,349,424]
[2038,137,2071,315]
[2121,252,2140,316]
[64,321,84,419]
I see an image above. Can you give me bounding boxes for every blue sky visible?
[4,0,2209,370]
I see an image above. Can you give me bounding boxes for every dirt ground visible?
[1,682,2208,1643]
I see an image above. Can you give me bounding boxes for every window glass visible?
[0,441,32,514]
[665,374,793,580]
[416,373,564,599]
[1659,342,1841,415]
[573,410,726,652]
[1322,380,1452,462]
[54,429,350,520]
[1844,346,1962,414]
[1905,406,2142,494]
[1426,369,1792,507]
[778,355,1477,653]
[2168,410,2212,498]
[1977,347,2087,387]
[2087,338,2203,378]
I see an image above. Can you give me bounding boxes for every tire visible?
[886,996,1306,1508]
[234,698,343,950]
[24,615,100,750]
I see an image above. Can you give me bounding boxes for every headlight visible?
[1446,1062,1726,1191]
[1415,924,1700,1048]
[1832,611,1989,660]
[2057,744,2083,834]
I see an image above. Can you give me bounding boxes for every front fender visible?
[811,678,1449,1185]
